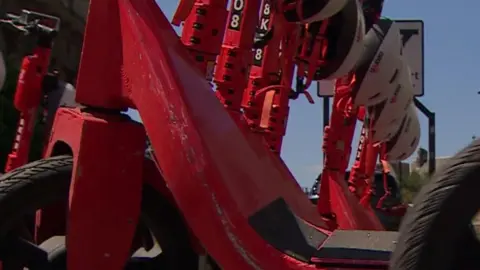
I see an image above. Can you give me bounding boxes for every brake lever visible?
[290,76,315,104]
[0,19,28,33]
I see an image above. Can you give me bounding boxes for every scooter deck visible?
[313,230,397,268]
[105,0,395,269]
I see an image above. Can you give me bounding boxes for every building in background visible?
[387,156,451,181]
[0,0,87,83]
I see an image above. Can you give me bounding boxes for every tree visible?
[400,171,429,203]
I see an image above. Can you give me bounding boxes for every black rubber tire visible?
[0,155,198,269]
[389,139,480,270]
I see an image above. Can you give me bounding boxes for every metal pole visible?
[323,97,330,128]
[428,112,436,175]
[414,98,436,175]
[323,97,330,163]
[316,81,331,130]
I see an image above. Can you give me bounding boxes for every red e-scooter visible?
[1,10,61,172]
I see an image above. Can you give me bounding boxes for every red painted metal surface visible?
[214,0,261,113]
[318,77,384,230]
[44,0,147,268]
[180,0,228,81]
[46,108,145,270]
[44,0,321,268]
[5,47,52,172]
[260,25,298,153]
[239,0,303,154]
[41,0,389,268]
[242,0,281,131]
[120,2,328,268]
[348,120,408,217]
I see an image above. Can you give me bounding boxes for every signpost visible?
[397,20,424,97]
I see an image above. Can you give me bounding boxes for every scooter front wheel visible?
[0,155,198,269]
[389,139,480,270]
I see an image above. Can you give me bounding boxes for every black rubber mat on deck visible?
[248,197,327,262]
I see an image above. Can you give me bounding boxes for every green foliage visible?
[400,171,430,203]
[0,61,46,172]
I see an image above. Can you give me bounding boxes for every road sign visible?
[316,19,425,97]
[317,80,335,97]
[397,20,424,97]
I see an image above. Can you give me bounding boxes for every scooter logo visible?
[390,84,401,103]
[355,127,366,161]
[369,51,384,73]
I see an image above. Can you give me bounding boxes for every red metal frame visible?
[1,11,62,173]
[0,12,69,247]
[242,0,280,131]
[258,25,299,153]
[179,0,228,81]
[1,0,397,268]
[242,0,285,151]
[348,118,407,216]
[4,41,53,172]
[214,0,261,114]
[317,75,383,230]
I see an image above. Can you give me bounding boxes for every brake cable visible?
[293,20,329,103]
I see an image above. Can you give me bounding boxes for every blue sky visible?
[130,0,480,188]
